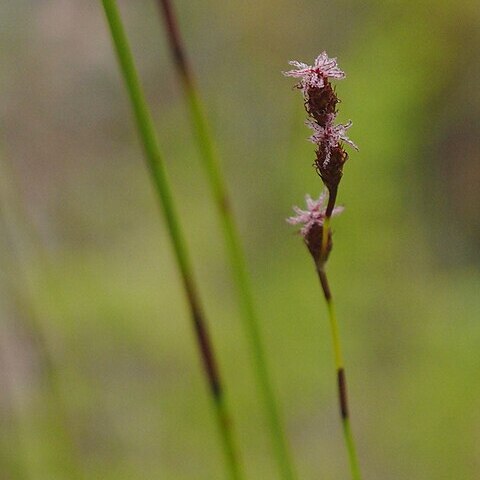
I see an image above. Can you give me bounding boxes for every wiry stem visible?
[100,2,243,478]
[156,2,297,479]
[317,185,362,479]
[325,186,338,219]
[316,264,362,480]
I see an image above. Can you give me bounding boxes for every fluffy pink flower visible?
[283,52,346,90]
[287,191,343,236]
[306,119,358,165]
[306,119,358,149]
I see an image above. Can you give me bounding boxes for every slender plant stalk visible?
[156,2,297,479]
[100,2,243,478]
[0,158,84,480]
[316,252,362,480]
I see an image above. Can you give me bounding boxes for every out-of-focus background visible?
[1,1,479,479]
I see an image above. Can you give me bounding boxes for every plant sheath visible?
[100,2,243,478]
[156,2,297,479]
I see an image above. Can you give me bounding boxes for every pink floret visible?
[283,52,345,90]
[306,119,358,165]
[287,191,344,236]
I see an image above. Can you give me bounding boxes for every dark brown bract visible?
[306,82,339,126]
[305,223,332,267]
[315,144,348,196]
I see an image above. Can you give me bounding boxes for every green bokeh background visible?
[1,1,480,479]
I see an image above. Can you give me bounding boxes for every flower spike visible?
[284,51,357,201]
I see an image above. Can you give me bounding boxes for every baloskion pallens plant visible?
[285,53,363,480]
[100,2,244,479]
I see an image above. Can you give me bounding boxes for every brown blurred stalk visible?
[156,2,297,479]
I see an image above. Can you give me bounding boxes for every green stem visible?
[100,2,243,479]
[156,2,297,479]
[343,418,362,480]
[317,266,362,480]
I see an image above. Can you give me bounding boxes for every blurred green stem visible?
[0,316,36,480]
[100,2,243,478]
[0,157,84,480]
[156,2,297,479]
[316,265,362,480]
